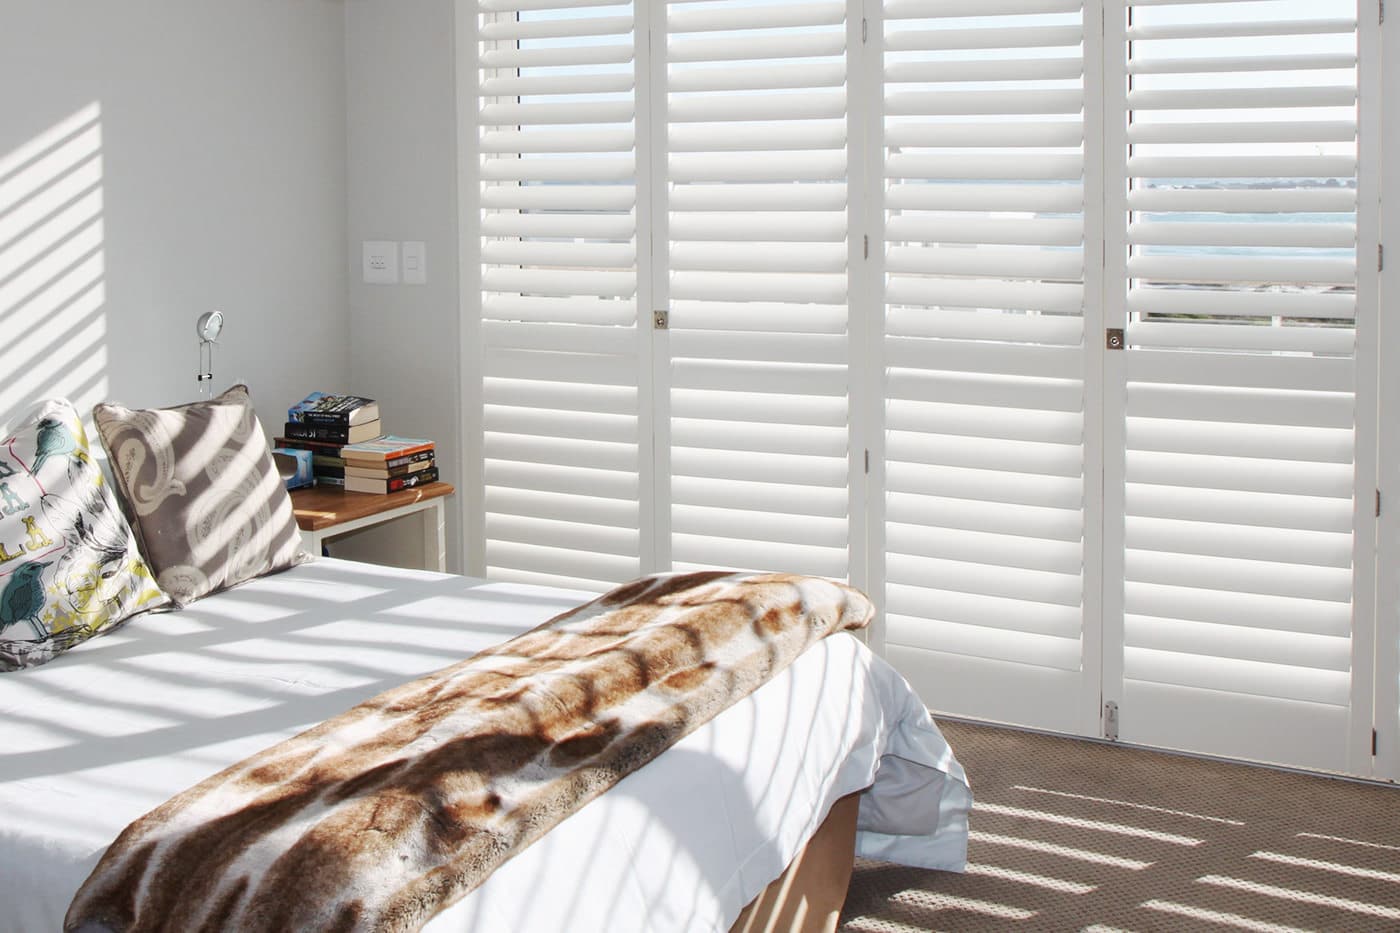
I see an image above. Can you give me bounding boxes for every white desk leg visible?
[301,529,325,559]
[424,499,447,572]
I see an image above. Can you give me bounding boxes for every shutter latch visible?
[1106,328,1125,350]
[1104,701,1119,741]
[653,310,669,330]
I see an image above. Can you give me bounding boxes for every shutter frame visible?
[477,0,646,591]
[662,0,854,581]
[879,0,1096,734]
[1109,0,1365,773]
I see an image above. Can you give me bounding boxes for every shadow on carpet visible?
[841,720,1400,932]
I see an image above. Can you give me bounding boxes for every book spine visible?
[385,459,433,478]
[293,410,356,426]
[316,475,346,488]
[342,445,435,466]
[384,449,435,469]
[275,438,346,455]
[313,466,345,480]
[346,458,434,480]
[387,466,438,492]
[288,395,376,424]
[346,466,438,493]
[284,422,356,444]
[346,470,439,494]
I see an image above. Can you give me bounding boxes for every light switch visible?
[402,241,427,285]
[362,240,398,284]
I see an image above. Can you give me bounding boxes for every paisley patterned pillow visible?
[93,385,309,607]
[0,399,169,671]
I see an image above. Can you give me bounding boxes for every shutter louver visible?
[880,0,1091,732]
[478,0,643,591]
[1116,0,1360,770]
[466,0,1386,779]
[664,0,852,579]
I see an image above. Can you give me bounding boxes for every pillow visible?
[0,399,168,671]
[93,384,309,607]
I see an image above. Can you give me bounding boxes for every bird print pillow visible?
[0,399,168,671]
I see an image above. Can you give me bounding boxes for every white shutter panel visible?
[880,0,1095,732]
[1112,0,1361,771]
[664,0,852,579]
[478,0,643,591]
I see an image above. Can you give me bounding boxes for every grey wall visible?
[2,0,466,572]
[0,0,349,431]
[344,0,464,572]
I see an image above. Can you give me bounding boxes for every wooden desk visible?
[290,482,454,572]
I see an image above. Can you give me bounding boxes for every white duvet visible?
[0,559,970,932]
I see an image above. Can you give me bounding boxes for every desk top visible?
[290,482,455,531]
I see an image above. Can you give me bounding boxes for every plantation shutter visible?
[476,0,645,591]
[1110,0,1363,772]
[878,0,1097,732]
[662,0,853,579]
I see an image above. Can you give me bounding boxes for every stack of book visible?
[340,436,438,494]
[277,392,382,487]
[284,392,381,443]
[277,392,439,493]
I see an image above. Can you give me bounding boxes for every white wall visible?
[0,0,349,432]
[344,0,464,572]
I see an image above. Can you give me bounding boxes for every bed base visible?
[729,793,859,933]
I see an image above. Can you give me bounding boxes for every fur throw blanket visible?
[66,571,873,932]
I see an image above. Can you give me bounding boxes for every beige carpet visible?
[841,720,1400,932]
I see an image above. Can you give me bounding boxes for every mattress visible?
[0,558,970,932]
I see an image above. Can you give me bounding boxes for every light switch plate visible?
[402,240,426,285]
[362,240,398,284]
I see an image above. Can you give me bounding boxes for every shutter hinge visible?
[1377,489,1382,517]
[1104,701,1119,741]
[1373,728,1379,756]
[652,309,668,330]
[1380,243,1385,272]
[864,449,870,474]
[1380,0,1385,25]
[862,17,868,43]
[1106,328,1125,350]
[863,235,869,260]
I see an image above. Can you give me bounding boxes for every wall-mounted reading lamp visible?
[196,310,224,398]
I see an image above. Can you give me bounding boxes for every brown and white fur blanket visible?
[66,570,873,933]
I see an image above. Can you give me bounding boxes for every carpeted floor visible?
[841,720,1400,932]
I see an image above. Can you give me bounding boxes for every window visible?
[469,0,1391,778]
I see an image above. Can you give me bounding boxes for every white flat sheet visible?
[0,559,970,932]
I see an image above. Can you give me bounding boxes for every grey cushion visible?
[93,385,308,607]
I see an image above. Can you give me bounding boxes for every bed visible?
[1,557,971,931]
[0,387,970,931]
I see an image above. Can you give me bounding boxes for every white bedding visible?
[0,559,970,932]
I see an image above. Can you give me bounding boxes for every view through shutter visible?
[477,0,644,591]
[663,0,853,579]
[879,0,1097,732]
[1111,0,1361,771]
